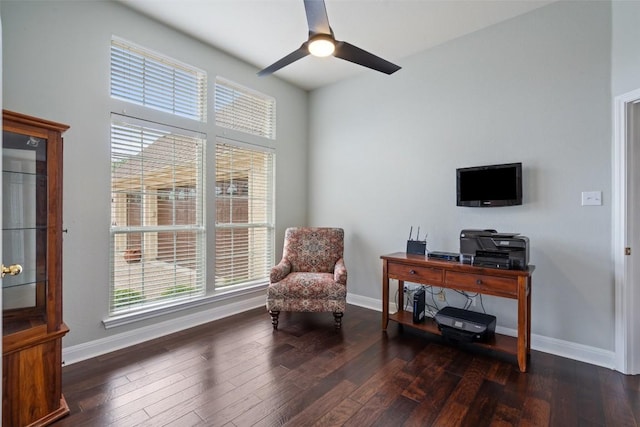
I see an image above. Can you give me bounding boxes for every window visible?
[214,77,276,139]
[107,39,276,319]
[111,37,207,122]
[214,143,275,288]
[110,117,205,314]
[214,78,276,290]
[109,37,207,317]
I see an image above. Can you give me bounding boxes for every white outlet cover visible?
[581,191,602,206]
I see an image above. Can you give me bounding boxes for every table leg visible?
[382,260,389,330]
[517,276,528,372]
[527,277,532,354]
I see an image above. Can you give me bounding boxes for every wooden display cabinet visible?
[2,110,70,426]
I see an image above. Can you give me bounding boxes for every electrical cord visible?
[394,286,417,312]
[405,287,415,311]
[452,290,487,313]
[394,283,487,319]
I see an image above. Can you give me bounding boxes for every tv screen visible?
[456,162,522,207]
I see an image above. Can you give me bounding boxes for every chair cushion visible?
[267,272,346,300]
[266,272,347,313]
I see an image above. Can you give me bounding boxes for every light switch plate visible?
[581,191,602,206]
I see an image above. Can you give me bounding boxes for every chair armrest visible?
[334,258,347,285]
[270,259,292,283]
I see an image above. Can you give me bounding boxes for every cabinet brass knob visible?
[476,279,483,285]
[409,269,416,275]
[1,263,23,278]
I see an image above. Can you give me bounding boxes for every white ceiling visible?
[118,0,554,91]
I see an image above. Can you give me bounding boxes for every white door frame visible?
[1,16,4,418]
[613,88,640,374]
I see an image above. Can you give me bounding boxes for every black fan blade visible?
[304,0,331,35]
[257,44,310,76]
[334,41,401,75]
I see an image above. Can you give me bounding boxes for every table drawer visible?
[388,262,443,284]
[445,271,517,297]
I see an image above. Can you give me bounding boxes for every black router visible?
[406,226,426,256]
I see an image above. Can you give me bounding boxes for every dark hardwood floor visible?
[53,305,639,426]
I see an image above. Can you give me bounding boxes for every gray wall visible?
[308,1,613,350]
[1,1,308,347]
[612,1,640,96]
[2,0,634,358]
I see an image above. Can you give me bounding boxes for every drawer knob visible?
[476,279,483,285]
[409,269,416,275]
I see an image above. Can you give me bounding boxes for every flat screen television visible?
[456,162,522,207]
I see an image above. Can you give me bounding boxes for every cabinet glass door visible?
[2,129,47,334]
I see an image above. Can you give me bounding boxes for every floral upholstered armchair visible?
[266,227,347,330]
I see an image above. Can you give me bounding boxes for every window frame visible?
[106,37,209,325]
[214,76,276,140]
[108,115,207,318]
[104,39,278,327]
[110,36,207,122]
[212,77,277,293]
[213,139,276,292]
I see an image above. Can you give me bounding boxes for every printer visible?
[459,229,529,270]
[435,307,496,343]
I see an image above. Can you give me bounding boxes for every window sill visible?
[102,282,267,329]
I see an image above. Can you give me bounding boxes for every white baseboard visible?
[347,292,616,370]
[527,329,615,369]
[64,292,616,370]
[62,294,266,366]
[347,293,386,312]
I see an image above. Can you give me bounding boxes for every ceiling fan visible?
[257,0,401,77]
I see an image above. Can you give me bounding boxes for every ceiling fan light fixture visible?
[257,0,400,77]
[308,35,335,57]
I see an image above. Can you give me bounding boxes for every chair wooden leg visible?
[269,310,280,330]
[333,312,343,329]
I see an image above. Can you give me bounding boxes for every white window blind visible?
[110,116,205,314]
[215,77,276,139]
[215,142,275,288]
[111,38,207,122]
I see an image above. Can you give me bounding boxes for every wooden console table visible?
[381,252,534,372]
